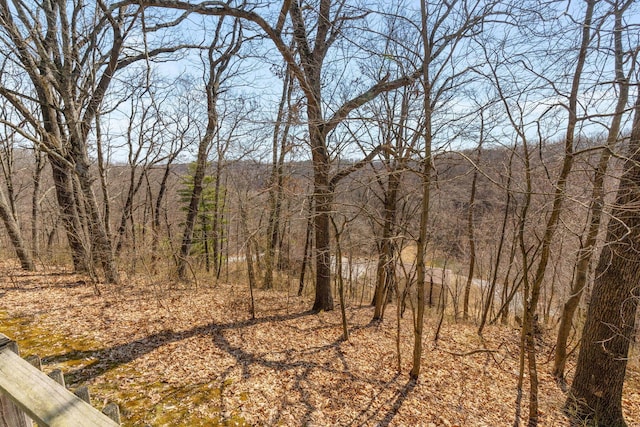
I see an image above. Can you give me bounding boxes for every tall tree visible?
[371,84,420,322]
[480,2,597,423]
[30,147,46,259]
[410,0,499,379]
[553,0,635,384]
[176,16,243,280]
[365,7,426,321]
[463,143,482,322]
[566,90,640,427]
[178,163,218,270]
[0,0,194,282]
[144,0,425,311]
[478,148,515,334]
[114,80,169,255]
[0,114,34,269]
[282,0,419,311]
[517,2,595,423]
[263,65,295,289]
[143,78,195,272]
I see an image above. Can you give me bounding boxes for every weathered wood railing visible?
[0,333,120,427]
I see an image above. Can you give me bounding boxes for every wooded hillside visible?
[1,0,639,425]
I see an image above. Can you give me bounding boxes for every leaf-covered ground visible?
[1,262,639,426]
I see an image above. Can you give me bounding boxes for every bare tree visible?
[0,112,34,269]
[263,65,296,289]
[0,182,34,270]
[30,148,46,259]
[114,80,170,255]
[149,82,193,272]
[463,143,482,322]
[297,195,314,296]
[330,214,350,341]
[553,0,636,384]
[410,0,499,380]
[238,192,257,320]
[176,17,243,279]
[367,59,424,321]
[566,89,640,427]
[479,148,515,334]
[143,0,428,312]
[0,0,198,282]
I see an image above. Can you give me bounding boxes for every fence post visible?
[48,370,65,387]
[74,386,91,404]
[102,403,121,424]
[25,355,41,370]
[0,336,30,427]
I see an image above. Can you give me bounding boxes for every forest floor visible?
[1,261,639,426]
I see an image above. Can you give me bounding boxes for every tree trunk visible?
[151,162,172,272]
[202,199,211,272]
[312,156,334,311]
[566,91,640,427]
[372,87,414,320]
[0,142,17,220]
[410,0,433,380]
[519,3,595,423]
[216,185,228,280]
[479,149,514,335]
[212,163,223,279]
[298,196,313,296]
[264,71,293,289]
[0,185,35,270]
[553,0,629,383]
[331,217,349,341]
[72,144,119,284]
[31,150,45,259]
[239,199,256,319]
[115,166,146,253]
[95,115,111,239]
[410,142,431,380]
[176,22,240,280]
[373,167,400,321]
[177,144,210,280]
[514,124,533,427]
[463,166,478,321]
[48,155,89,273]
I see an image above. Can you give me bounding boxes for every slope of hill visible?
[1,262,638,426]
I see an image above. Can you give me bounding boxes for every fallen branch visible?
[442,348,500,357]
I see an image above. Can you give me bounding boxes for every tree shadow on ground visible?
[43,310,314,385]
[40,308,419,425]
[376,379,417,427]
[1,277,89,292]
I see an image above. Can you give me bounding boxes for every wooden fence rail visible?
[0,333,120,427]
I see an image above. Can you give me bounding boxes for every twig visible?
[442,348,499,357]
